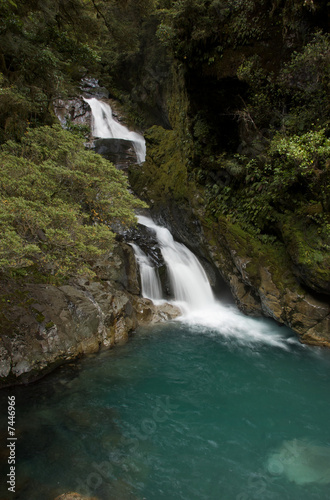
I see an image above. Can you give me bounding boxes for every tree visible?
[0,125,147,278]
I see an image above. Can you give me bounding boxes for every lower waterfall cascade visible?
[136,215,215,309]
[83,97,146,164]
[133,216,300,350]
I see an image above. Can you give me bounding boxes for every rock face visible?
[53,97,91,129]
[53,77,109,130]
[0,243,181,388]
[127,55,330,348]
[154,200,330,347]
[132,297,181,325]
[0,279,135,387]
[202,217,330,347]
[93,138,137,171]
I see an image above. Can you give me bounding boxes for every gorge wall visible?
[128,63,330,347]
[124,2,330,346]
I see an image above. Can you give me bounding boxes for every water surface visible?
[1,314,330,500]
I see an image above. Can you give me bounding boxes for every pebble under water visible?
[1,314,330,500]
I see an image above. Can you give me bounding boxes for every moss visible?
[30,308,45,324]
[0,311,13,333]
[0,286,26,336]
[281,214,330,293]
[228,218,303,289]
[130,125,189,204]
[0,281,43,336]
[129,63,193,207]
[20,266,69,286]
[201,212,302,296]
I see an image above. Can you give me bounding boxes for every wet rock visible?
[0,345,11,377]
[93,243,140,295]
[229,275,262,316]
[201,217,330,347]
[93,138,138,170]
[53,98,91,129]
[80,77,109,99]
[53,78,109,131]
[125,219,171,298]
[0,238,144,387]
[133,297,181,325]
[0,232,182,388]
[0,279,140,387]
[259,268,285,322]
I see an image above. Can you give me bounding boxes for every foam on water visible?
[267,438,330,485]
[177,302,296,350]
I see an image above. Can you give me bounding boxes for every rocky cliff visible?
[0,87,181,388]
[127,49,330,347]
[0,241,180,388]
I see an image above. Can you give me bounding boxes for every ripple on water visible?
[1,321,330,500]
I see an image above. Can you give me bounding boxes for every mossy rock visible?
[129,62,193,207]
[281,215,330,295]
[130,125,189,204]
[218,217,301,291]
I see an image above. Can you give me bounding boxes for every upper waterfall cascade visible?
[83,97,146,164]
[136,215,215,310]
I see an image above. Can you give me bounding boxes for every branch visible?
[91,0,112,34]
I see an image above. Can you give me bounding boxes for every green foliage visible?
[0,125,146,277]
[130,125,189,203]
[129,64,193,206]
[268,130,330,210]
[0,73,33,141]
[0,0,103,140]
[200,29,330,253]
[90,0,155,81]
[223,0,266,47]
[237,56,277,128]
[155,0,267,64]
[279,32,330,132]
[281,215,330,293]
[237,32,330,133]
[206,129,330,243]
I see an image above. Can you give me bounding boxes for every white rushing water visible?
[130,243,162,300]
[137,215,215,310]
[136,215,299,349]
[83,97,146,164]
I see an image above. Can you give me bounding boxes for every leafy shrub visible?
[206,129,330,240]
[0,125,146,277]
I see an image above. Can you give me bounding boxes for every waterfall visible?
[137,216,215,311]
[83,97,146,164]
[133,216,293,348]
[130,243,162,301]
